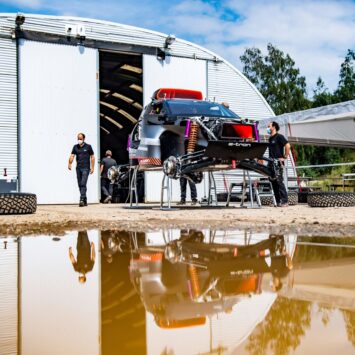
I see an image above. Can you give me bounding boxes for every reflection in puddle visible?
[0,230,354,354]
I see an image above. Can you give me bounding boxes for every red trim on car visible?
[155,88,203,100]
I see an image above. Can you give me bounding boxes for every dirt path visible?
[0,204,354,236]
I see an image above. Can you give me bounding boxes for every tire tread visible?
[0,193,37,215]
[307,192,355,208]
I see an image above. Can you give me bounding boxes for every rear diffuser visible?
[205,141,268,160]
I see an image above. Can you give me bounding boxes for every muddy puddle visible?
[1,229,355,354]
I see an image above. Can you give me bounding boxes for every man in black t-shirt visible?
[267,121,291,207]
[69,231,96,283]
[100,150,117,203]
[68,133,95,207]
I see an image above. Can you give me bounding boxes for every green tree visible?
[240,45,354,177]
[312,77,334,108]
[240,43,310,115]
[334,49,355,102]
[342,310,355,346]
[245,297,312,355]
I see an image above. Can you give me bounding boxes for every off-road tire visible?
[288,191,298,205]
[0,193,37,215]
[260,191,298,206]
[307,192,355,207]
[260,195,275,206]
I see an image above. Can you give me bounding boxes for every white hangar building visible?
[0,13,275,204]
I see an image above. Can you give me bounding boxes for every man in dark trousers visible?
[267,121,291,207]
[68,133,95,207]
[69,231,96,283]
[100,150,117,203]
[178,177,198,205]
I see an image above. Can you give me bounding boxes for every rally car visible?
[128,88,280,183]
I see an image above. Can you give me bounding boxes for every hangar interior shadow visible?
[99,51,143,164]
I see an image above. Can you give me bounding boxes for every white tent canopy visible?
[258,100,355,148]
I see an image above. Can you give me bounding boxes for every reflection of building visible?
[2,231,355,354]
[0,238,18,355]
[101,231,146,355]
[0,231,101,355]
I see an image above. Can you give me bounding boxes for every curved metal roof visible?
[0,13,274,117]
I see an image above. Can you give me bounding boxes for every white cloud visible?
[1,0,354,92]
[9,0,42,8]
[218,0,355,91]
[161,0,355,92]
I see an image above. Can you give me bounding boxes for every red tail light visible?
[221,123,255,140]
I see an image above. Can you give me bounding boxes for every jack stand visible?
[226,170,260,208]
[240,170,249,208]
[162,228,175,244]
[160,174,178,210]
[240,170,260,209]
[130,231,139,251]
[129,165,139,207]
[207,171,218,206]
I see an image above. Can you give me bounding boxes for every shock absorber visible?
[187,121,199,153]
[188,265,201,299]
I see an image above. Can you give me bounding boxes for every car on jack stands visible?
[128,88,282,184]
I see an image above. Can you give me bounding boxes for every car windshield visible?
[165,100,239,118]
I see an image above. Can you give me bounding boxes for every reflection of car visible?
[129,232,292,329]
[129,88,280,183]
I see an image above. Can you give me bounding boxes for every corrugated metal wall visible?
[143,55,207,106]
[0,38,17,177]
[0,14,216,61]
[0,238,18,355]
[207,61,274,121]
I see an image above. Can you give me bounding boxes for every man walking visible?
[68,133,95,207]
[267,121,291,207]
[100,150,117,203]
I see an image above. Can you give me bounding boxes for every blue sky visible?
[1,0,354,94]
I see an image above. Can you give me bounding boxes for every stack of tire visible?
[307,192,355,207]
[260,191,298,206]
[0,193,37,215]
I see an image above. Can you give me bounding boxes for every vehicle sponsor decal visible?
[228,142,252,147]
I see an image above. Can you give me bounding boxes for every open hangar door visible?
[99,51,143,163]
[19,40,99,204]
[99,51,143,202]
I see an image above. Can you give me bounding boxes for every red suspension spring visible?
[187,122,199,153]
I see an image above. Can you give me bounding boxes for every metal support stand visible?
[129,166,139,207]
[240,171,254,208]
[160,174,177,210]
[207,171,218,206]
[226,170,261,208]
[162,229,174,244]
[254,179,277,207]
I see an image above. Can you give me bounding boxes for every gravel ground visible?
[0,203,354,236]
